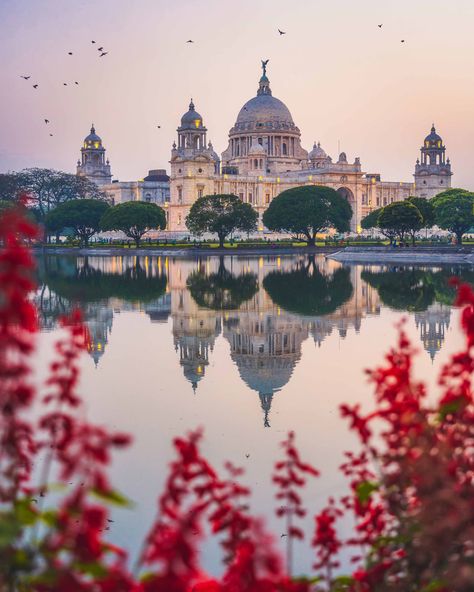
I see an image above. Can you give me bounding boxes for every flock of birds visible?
[19,40,109,136]
[19,25,405,139]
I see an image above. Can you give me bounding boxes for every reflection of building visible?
[169,259,221,391]
[415,303,451,361]
[145,293,171,323]
[85,305,114,366]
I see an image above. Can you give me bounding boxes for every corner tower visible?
[76,125,112,186]
[168,100,219,232]
[414,124,452,198]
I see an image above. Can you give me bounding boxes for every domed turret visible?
[414,123,452,198]
[308,141,331,168]
[180,100,204,130]
[77,124,112,186]
[424,124,442,147]
[84,125,102,147]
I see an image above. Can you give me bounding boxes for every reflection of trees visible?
[361,269,434,312]
[262,259,353,316]
[39,258,167,304]
[186,257,258,310]
[362,267,474,311]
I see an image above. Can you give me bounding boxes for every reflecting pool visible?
[33,254,472,575]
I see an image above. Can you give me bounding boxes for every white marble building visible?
[167,64,452,233]
[76,64,453,234]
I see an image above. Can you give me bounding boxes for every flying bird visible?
[157,125,161,128]
[63,82,67,86]
[20,75,31,80]
[401,39,405,43]
[49,133,53,137]
[68,51,73,55]
[74,81,79,85]
[99,52,108,57]
[378,24,383,28]
[278,29,286,35]
[186,39,194,43]
[98,46,104,51]
[245,454,250,458]
[44,119,49,124]
[33,84,38,89]
[91,40,96,44]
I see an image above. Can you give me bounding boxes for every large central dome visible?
[236,94,294,127]
[233,72,295,130]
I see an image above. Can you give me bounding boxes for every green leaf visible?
[420,581,448,592]
[91,488,132,507]
[356,480,379,504]
[73,561,109,577]
[15,499,39,527]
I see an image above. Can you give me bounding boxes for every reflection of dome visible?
[415,302,451,361]
[234,355,297,395]
[424,124,442,146]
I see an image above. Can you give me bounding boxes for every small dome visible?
[309,141,328,160]
[338,151,347,163]
[84,124,102,144]
[180,99,204,128]
[425,124,442,145]
[248,140,266,155]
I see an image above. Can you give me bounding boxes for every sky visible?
[1,0,474,187]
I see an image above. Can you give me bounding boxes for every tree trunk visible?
[456,230,463,245]
[218,233,225,248]
[306,234,316,247]
[135,237,141,248]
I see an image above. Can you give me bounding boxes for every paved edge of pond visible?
[328,247,474,265]
[33,246,339,258]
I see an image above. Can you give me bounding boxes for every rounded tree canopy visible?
[262,185,352,244]
[360,207,384,230]
[186,194,257,246]
[45,198,110,233]
[431,188,471,206]
[100,201,166,236]
[406,196,435,228]
[378,201,423,235]
[432,190,474,243]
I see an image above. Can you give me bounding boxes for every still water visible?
[34,254,471,575]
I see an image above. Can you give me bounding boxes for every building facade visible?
[76,126,170,207]
[168,64,452,233]
[76,64,453,234]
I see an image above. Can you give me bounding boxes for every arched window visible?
[254,159,258,168]
[282,143,287,155]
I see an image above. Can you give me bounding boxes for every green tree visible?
[262,186,352,246]
[186,257,258,310]
[18,168,107,217]
[360,208,384,231]
[263,258,353,315]
[361,269,435,312]
[185,194,257,248]
[45,199,110,247]
[378,201,423,244]
[433,190,474,244]
[431,187,471,206]
[100,201,166,247]
[0,173,21,202]
[406,196,435,228]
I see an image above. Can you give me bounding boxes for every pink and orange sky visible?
[1,0,474,187]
